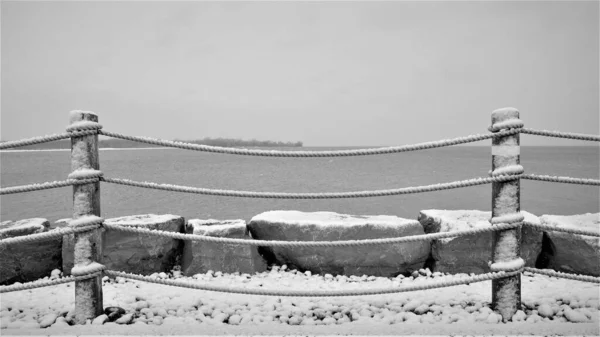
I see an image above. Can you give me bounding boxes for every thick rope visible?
[103,222,520,247]
[489,258,525,272]
[104,269,521,297]
[65,121,103,133]
[0,272,103,293]
[524,267,600,284]
[98,129,521,157]
[101,175,521,199]
[0,225,100,246]
[0,130,98,150]
[0,178,99,195]
[521,128,600,142]
[71,262,105,277]
[67,169,103,180]
[489,165,524,177]
[522,174,600,186]
[523,221,600,237]
[488,119,524,133]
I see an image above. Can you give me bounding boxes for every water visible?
[1,146,598,224]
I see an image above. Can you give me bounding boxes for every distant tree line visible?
[0,137,303,150]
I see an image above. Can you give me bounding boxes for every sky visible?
[1,1,598,146]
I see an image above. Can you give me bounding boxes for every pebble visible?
[115,314,133,325]
[403,299,421,312]
[92,314,108,325]
[104,306,126,321]
[564,309,589,323]
[537,304,554,318]
[512,310,527,322]
[38,313,58,328]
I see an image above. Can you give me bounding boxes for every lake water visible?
[1,146,598,224]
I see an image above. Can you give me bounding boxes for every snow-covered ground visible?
[1,266,599,336]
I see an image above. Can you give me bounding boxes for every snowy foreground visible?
[1,267,599,336]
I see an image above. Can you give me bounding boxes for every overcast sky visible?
[1,1,598,146]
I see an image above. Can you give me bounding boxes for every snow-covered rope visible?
[0,225,100,246]
[522,174,600,186]
[0,178,100,195]
[71,262,106,277]
[521,128,600,142]
[523,221,600,237]
[104,269,522,297]
[98,129,521,157]
[103,222,519,247]
[0,130,98,150]
[524,268,600,283]
[101,175,521,199]
[0,272,103,294]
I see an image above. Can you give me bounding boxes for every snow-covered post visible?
[490,108,522,321]
[70,111,103,324]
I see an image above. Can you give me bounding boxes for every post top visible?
[70,110,98,124]
[491,107,519,123]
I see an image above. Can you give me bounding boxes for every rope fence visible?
[1,108,599,324]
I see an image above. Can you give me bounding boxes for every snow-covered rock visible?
[102,214,185,275]
[418,210,541,274]
[58,215,185,275]
[181,219,266,276]
[248,211,430,276]
[0,218,61,284]
[541,213,600,276]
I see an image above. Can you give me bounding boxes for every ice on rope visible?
[68,215,104,228]
[66,121,101,131]
[67,168,103,180]
[489,258,525,272]
[250,211,416,228]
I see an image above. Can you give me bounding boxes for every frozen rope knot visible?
[68,169,103,180]
[489,258,525,272]
[490,213,524,225]
[489,165,524,177]
[68,215,104,228]
[488,118,524,133]
[66,121,103,133]
[71,262,105,277]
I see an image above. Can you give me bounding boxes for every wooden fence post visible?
[70,111,103,324]
[490,107,522,321]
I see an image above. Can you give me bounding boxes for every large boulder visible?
[248,211,430,277]
[102,214,185,275]
[541,213,599,276]
[0,218,61,284]
[418,210,542,274]
[181,219,266,275]
[59,214,185,275]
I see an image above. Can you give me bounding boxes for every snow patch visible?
[105,214,181,226]
[251,211,417,227]
[540,213,600,231]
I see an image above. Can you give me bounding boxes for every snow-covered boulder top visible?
[104,214,182,227]
[419,210,539,232]
[540,213,599,231]
[0,218,50,238]
[187,219,246,230]
[251,211,418,227]
[186,219,247,237]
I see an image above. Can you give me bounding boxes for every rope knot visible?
[68,169,103,180]
[490,213,524,225]
[66,121,103,133]
[68,215,104,228]
[71,262,105,277]
[489,258,525,272]
[488,119,524,133]
[489,165,524,177]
